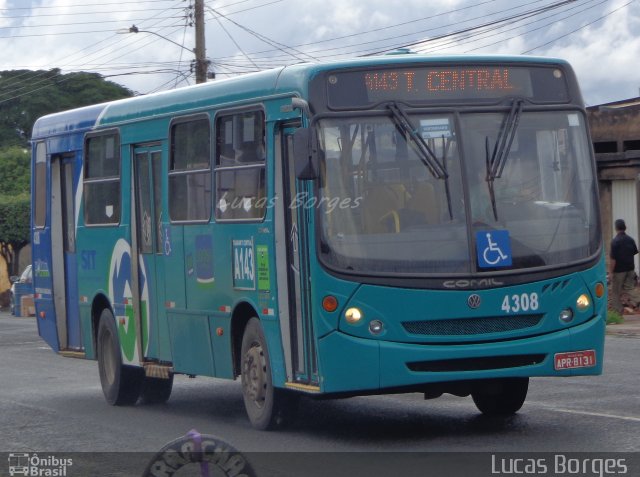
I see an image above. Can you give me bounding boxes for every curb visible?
[605,313,640,338]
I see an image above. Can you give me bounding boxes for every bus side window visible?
[169,116,212,222]
[215,110,266,221]
[84,132,121,226]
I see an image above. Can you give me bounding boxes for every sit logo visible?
[8,453,73,477]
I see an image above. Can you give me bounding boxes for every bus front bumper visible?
[316,313,605,394]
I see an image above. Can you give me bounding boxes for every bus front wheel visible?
[97,308,143,406]
[471,377,529,416]
[241,317,295,430]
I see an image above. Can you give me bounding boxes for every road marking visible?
[533,405,640,422]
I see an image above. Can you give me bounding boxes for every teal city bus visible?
[31,54,606,430]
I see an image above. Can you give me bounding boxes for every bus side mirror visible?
[293,127,318,180]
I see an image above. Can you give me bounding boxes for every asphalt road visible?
[1,312,638,476]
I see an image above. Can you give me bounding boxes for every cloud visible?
[532,2,640,105]
[1,0,639,104]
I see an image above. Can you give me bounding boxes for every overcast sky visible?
[1,0,639,106]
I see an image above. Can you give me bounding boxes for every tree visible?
[0,146,30,195]
[0,70,134,287]
[0,69,133,147]
[0,146,31,277]
[0,193,30,277]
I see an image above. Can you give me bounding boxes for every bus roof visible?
[31,102,108,140]
[95,54,568,126]
[32,54,570,136]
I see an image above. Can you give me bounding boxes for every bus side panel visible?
[159,224,186,361]
[77,230,134,362]
[35,298,59,352]
[79,304,96,359]
[209,314,234,379]
[167,312,215,376]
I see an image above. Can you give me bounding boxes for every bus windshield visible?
[316,108,600,275]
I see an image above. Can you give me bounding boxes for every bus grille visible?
[407,354,547,372]
[402,314,543,336]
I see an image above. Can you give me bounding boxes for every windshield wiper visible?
[485,98,524,221]
[386,102,453,219]
[387,102,447,179]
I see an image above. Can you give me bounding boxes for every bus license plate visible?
[554,350,596,370]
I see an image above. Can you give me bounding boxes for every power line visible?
[0,18,172,31]
[206,5,316,62]
[206,0,286,17]
[522,0,635,53]
[212,13,260,70]
[0,1,175,10]
[209,0,552,62]
[0,1,187,99]
[237,0,503,53]
[0,6,185,19]
[414,0,603,54]
[1,0,635,97]
[173,21,191,88]
[364,0,579,55]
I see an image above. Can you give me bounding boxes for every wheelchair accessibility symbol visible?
[476,230,512,268]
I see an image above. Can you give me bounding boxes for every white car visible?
[10,265,33,316]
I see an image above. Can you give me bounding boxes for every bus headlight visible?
[576,294,590,311]
[345,307,363,324]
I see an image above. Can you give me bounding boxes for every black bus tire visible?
[140,375,174,404]
[241,317,296,430]
[472,377,529,416]
[97,308,143,406]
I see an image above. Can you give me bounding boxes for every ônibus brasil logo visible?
[108,239,150,364]
[8,453,72,477]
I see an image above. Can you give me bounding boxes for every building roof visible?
[588,96,640,111]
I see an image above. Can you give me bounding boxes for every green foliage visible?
[0,146,30,195]
[0,193,30,276]
[0,69,134,147]
[0,193,30,246]
[606,310,624,325]
[0,145,31,271]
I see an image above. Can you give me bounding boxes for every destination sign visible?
[326,65,569,107]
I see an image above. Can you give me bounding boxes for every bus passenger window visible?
[84,132,121,225]
[169,116,211,222]
[215,110,266,221]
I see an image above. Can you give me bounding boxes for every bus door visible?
[278,126,319,386]
[132,146,164,361]
[50,154,82,350]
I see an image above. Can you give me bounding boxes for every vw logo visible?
[467,294,481,309]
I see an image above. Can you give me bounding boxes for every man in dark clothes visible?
[610,218,640,314]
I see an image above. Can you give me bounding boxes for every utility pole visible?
[194,0,208,83]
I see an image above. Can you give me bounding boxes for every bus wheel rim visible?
[242,344,267,409]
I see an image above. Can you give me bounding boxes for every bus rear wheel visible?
[241,318,296,430]
[140,375,174,404]
[472,377,529,416]
[97,308,143,406]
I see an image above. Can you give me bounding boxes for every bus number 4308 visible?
[501,292,539,313]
